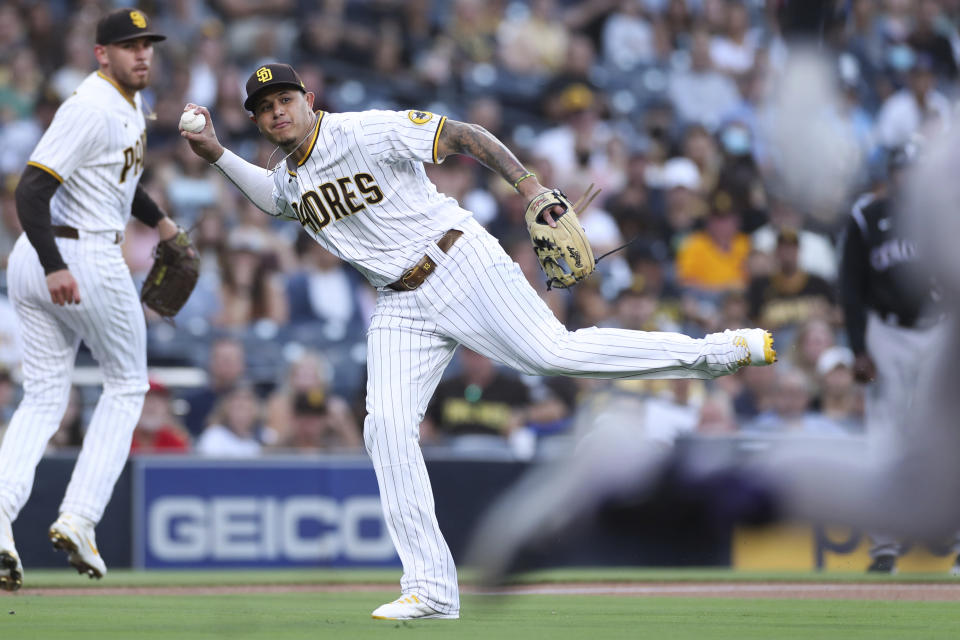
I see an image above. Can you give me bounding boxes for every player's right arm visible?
[180,104,288,217]
[18,100,107,305]
[14,167,80,305]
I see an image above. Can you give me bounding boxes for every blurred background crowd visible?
[0,0,957,459]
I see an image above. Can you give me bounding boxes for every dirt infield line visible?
[477,582,960,601]
[7,582,960,601]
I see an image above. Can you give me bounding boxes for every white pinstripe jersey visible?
[27,71,148,233]
[270,109,472,287]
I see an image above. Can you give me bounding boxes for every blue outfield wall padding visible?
[13,454,132,569]
[13,454,729,570]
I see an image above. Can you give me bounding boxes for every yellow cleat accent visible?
[722,328,776,368]
[49,514,107,580]
[0,552,23,592]
[733,335,750,366]
[763,331,777,364]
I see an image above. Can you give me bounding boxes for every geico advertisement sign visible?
[148,496,396,562]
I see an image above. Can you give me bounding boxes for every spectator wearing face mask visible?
[875,51,951,149]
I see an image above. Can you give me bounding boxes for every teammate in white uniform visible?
[180,63,776,620]
[0,9,178,592]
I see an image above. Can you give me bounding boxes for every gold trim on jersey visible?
[297,110,323,165]
[287,111,324,177]
[26,161,63,183]
[432,115,447,164]
[96,71,137,109]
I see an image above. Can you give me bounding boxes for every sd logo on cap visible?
[244,63,306,112]
[95,7,166,45]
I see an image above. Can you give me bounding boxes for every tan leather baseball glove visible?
[524,185,600,289]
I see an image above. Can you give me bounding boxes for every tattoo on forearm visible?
[441,121,527,186]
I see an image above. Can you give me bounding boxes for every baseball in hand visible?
[179,109,206,133]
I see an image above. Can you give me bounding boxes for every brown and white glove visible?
[524,185,600,289]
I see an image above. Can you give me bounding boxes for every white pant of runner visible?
[863,313,951,558]
[363,220,749,615]
[767,314,960,554]
[0,233,148,524]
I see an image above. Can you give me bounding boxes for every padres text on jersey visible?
[269,110,470,287]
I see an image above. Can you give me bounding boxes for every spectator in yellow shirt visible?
[675,190,750,292]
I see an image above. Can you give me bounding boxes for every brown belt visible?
[52,225,123,245]
[387,229,462,292]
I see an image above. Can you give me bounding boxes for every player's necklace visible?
[464,384,483,403]
[266,112,319,175]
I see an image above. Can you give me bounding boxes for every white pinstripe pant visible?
[364,221,744,614]
[0,233,147,524]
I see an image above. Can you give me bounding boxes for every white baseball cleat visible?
[49,513,107,580]
[371,594,459,620]
[726,328,777,367]
[0,509,23,592]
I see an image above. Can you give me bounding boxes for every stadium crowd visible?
[0,0,957,458]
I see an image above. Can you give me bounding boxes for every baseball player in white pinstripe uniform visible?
[0,9,178,592]
[181,63,776,620]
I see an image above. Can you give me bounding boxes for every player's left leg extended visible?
[0,237,83,590]
[364,291,460,619]
[53,243,148,578]
[0,236,80,528]
[429,229,773,380]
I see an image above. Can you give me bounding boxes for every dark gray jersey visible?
[841,192,939,353]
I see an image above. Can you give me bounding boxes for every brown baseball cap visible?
[709,189,736,216]
[777,228,800,245]
[293,389,327,416]
[96,8,166,45]
[244,63,306,112]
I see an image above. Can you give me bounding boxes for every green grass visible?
[18,566,960,589]
[2,593,959,640]
[4,569,960,639]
